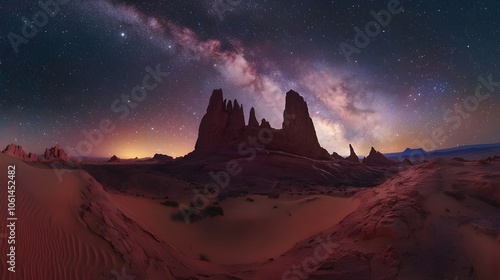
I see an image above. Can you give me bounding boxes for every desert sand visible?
[110,193,360,264]
[2,152,499,279]
[1,90,499,279]
[0,154,222,280]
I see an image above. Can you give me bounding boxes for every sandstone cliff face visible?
[363,147,395,166]
[194,89,330,159]
[274,90,330,159]
[1,144,38,162]
[194,89,225,152]
[195,89,240,153]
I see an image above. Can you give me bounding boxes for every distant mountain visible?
[363,147,395,166]
[108,155,121,162]
[152,154,173,162]
[385,143,500,161]
[44,144,76,162]
[1,143,38,162]
[1,143,78,163]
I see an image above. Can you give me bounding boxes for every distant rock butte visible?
[108,155,120,162]
[363,147,395,166]
[194,89,330,159]
[402,148,427,156]
[345,144,360,163]
[2,143,38,162]
[43,144,74,162]
[153,154,173,162]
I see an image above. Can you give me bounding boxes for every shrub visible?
[161,200,179,207]
[199,254,210,262]
[205,204,224,217]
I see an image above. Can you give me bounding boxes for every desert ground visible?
[1,151,500,280]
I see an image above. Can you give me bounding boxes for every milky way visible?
[1,0,499,157]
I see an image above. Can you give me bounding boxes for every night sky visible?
[1,0,499,158]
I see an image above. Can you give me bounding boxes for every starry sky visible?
[1,0,499,158]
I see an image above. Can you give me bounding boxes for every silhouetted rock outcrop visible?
[346,144,360,163]
[260,118,271,129]
[108,155,120,162]
[153,154,173,162]
[195,89,240,153]
[331,152,344,161]
[363,147,395,166]
[193,89,330,159]
[274,90,330,159]
[43,144,73,162]
[248,107,259,127]
[401,148,426,157]
[2,144,38,162]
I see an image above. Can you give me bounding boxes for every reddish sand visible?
[110,193,360,264]
[0,154,220,280]
[1,153,500,280]
[0,155,125,279]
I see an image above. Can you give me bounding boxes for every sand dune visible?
[111,193,359,264]
[0,154,124,280]
[251,158,500,280]
[1,152,499,279]
[0,154,218,280]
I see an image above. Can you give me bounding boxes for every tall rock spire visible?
[194,89,230,152]
[346,144,360,163]
[248,107,259,127]
[277,90,329,159]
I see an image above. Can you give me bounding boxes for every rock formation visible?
[260,118,271,129]
[27,152,38,162]
[1,144,38,162]
[108,155,120,162]
[345,144,360,163]
[248,107,259,127]
[43,144,73,162]
[153,154,173,162]
[195,89,240,153]
[331,152,344,161]
[271,90,330,159]
[194,89,330,159]
[363,147,395,166]
[401,148,426,157]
